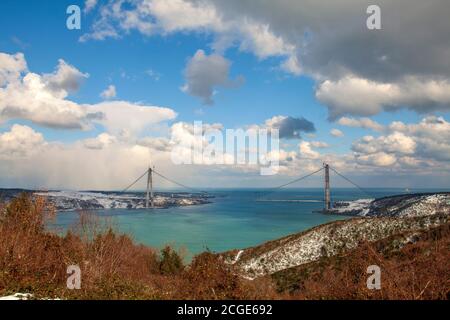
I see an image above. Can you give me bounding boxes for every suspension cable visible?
[257,167,324,199]
[329,166,374,198]
[153,169,208,194]
[120,169,149,193]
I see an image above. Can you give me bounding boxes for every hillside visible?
[223,193,450,279]
[271,222,450,299]
[331,192,450,217]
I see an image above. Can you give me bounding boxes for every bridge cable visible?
[120,169,149,193]
[257,167,324,199]
[152,169,209,194]
[329,166,375,199]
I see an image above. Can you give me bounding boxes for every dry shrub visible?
[288,224,450,300]
[0,194,161,299]
[173,252,279,300]
[0,194,65,295]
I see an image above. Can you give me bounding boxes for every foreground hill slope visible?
[272,222,450,299]
[332,192,450,216]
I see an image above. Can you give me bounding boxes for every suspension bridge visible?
[121,163,373,213]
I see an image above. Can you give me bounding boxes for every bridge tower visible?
[324,163,331,210]
[146,166,154,208]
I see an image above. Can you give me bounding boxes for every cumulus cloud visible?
[351,116,450,169]
[100,84,117,99]
[83,133,117,150]
[264,115,315,139]
[0,53,97,129]
[337,117,384,132]
[388,116,450,162]
[298,141,320,159]
[0,52,176,134]
[356,152,397,167]
[352,132,416,156]
[310,141,329,148]
[330,129,344,137]
[90,101,177,136]
[0,125,46,159]
[182,50,243,105]
[0,52,27,86]
[0,73,99,129]
[43,59,89,97]
[137,136,172,152]
[316,75,450,119]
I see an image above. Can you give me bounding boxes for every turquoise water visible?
[53,188,446,257]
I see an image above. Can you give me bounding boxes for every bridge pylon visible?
[146,166,154,208]
[324,163,331,210]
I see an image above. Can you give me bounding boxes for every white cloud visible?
[310,141,329,148]
[90,101,177,136]
[137,136,172,152]
[0,52,27,86]
[238,19,299,67]
[352,132,417,155]
[351,116,450,170]
[337,117,384,132]
[330,129,344,137]
[298,141,320,159]
[0,52,177,134]
[0,125,46,159]
[0,53,96,129]
[144,0,223,32]
[356,152,397,167]
[387,116,450,162]
[182,50,243,104]
[0,72,98,129]
[316,75,450,119]
[100,84,117,99]
[83,133,117,150]
[43,59,89,98]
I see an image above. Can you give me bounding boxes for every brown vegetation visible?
[272,223,450,300]
[0,194,273,299]
[0,194,448,300]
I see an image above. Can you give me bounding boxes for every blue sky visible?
[1,0,449,190]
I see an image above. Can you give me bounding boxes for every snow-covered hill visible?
[223,193,450,279]
[331,193,450,217]
[0,189,211,211]
[227,214,449,279]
